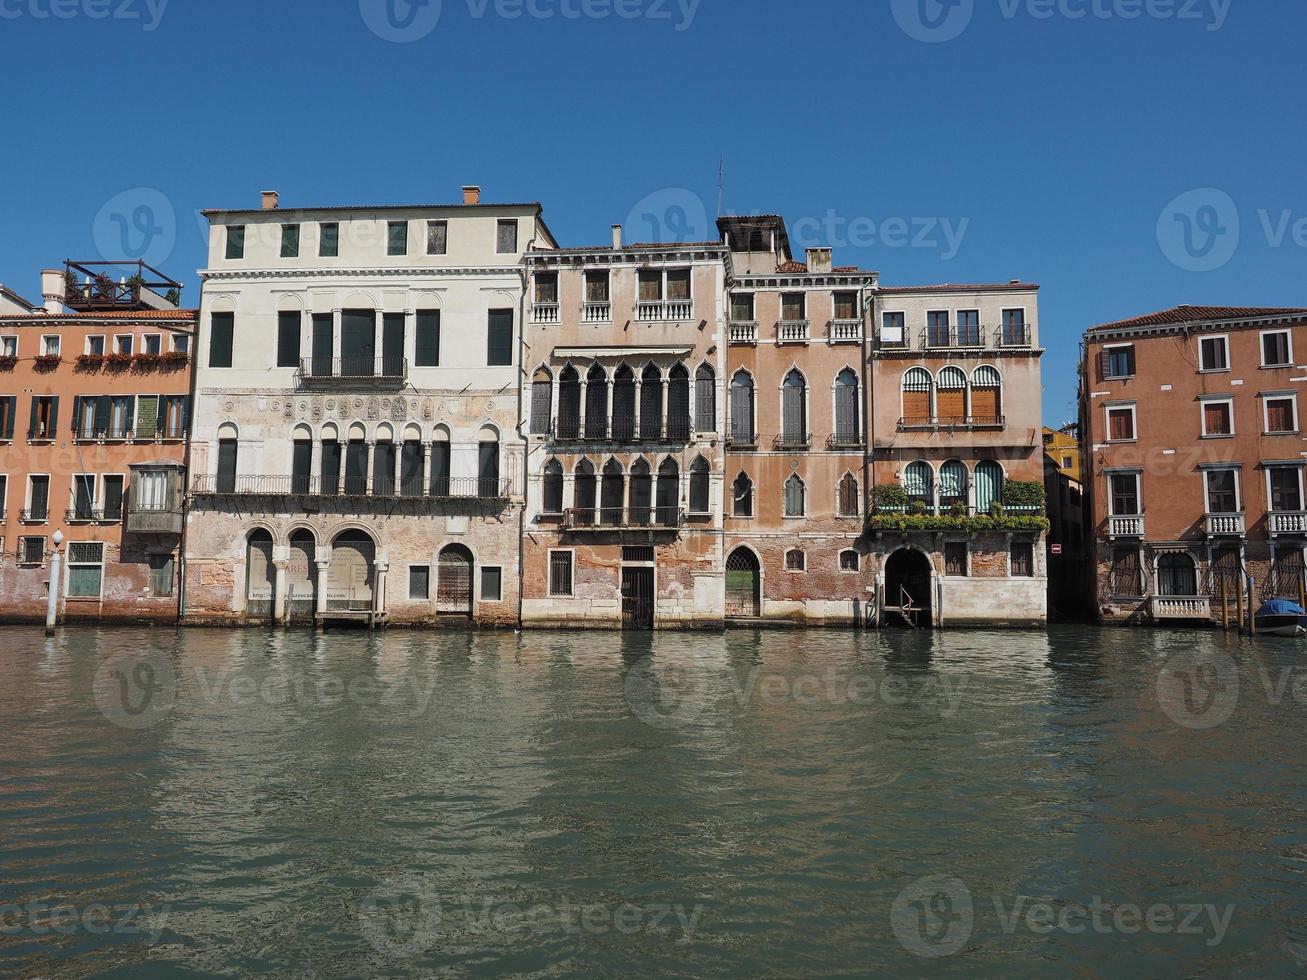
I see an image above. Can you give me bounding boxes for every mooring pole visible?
[45,530,64,636]
[1221,578,1229,631]
[1247,575,1257,636]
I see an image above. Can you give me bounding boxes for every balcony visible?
[729,321,758,345]
[1151,596,1212,621]
[826,433,865,451]
[898,416,1006,431]
[828,319,863,344]
[773,433,812,452]
[192,475,510,501]
[531,302,560,324]
[551,416,692,445]
[582,302,612,323]
[636,301,694,322]
[1109,514,1145,538]
[564,507,683,531]
[726,431,758,451]
[19,509,48,523]
[66,509,120,524]
[1270,511,1307,536]
[1205,512,1246,537]
[777,320,811,345]
[295,357,408,388]
[127,509,184,535]
[996,324,1034,348]
[921,326,986,350]
[73,426,187,443]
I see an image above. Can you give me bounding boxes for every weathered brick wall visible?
[0,542,179,624]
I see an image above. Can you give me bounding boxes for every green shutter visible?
[94,396,111,436]
[2,397,13,440]
[415,311,440,367]
[487,310,513,367]
[136,396,159,439]
[70,396,81,436]
[209,313,234,368]
[47,397,58,436]
[26,398,38,439]
[277,312,301,368]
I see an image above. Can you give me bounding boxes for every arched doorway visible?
[245,529,275,618]
[328,531,376,613]
[437,544,474,617]
[884,548,933,626]
[725,548,761,619]
[287,531,318,623]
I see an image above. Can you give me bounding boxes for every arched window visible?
[612,365,636,440]
[1158,553,1199,597]
[902,368,932,424]
[246,529,274,607]
[530,367,553,435]
[640,364,664,441]
[542,459,564,515]
[400,427,425,498]
[657,459,679,525]
[939,460,968,511]
[695,364,716,432]
[838,473,860,517]
[784,473,805,517]
[477,426,500,499]
[585,364,608,440]
[217,423,239,493]
[974,460,1004,514]
[937,367,968,424]
[601,459,624,526]
[782,369,808,447]
[574,459,596,524]
[291,427,312,494]
[904,461,934,509]
[668,364,691,441]
[689,456,710,515]
[730,371,755,445]
[733,472,754,518]
[834,368,860,445]
[629,459,652,526]
[971,365,1003,423]
[373,430,397,497]
[558,366,581,439]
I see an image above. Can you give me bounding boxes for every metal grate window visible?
[19,536,44,565]
[945,542,968,577]
[623,547,655,564]
[785,549,806,572]
[1010,542,1034,578]
[68,542,105,598]
[549,551,573,597]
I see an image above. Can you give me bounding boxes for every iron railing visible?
[773,433,812,451]
[295,357,408,385]
[193,474,510,500]
[551,416,692,444]
[898,416,1005,430]
[826,433,864,450]
[19,508,48,522]
[564,507,684,530]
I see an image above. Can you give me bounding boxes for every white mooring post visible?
[45,530,65,636]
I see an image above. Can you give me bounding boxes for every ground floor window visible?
[1010,541,1034,578]
[1157,553,1198,597]
[481,567,503,602]
[839,550,859,572]
[549,551,573,596]
[19,536,44,565]
[785,549,806,572]
[409,566,430,600]
[945,541,968,577]
[1110,547,1143,596]
[150,554,174,597]
[68,542,105,597]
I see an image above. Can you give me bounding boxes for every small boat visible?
[1255,598,1307,637]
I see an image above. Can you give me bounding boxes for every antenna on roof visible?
[716,158,725,218]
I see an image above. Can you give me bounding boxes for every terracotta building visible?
[719,216,877,624]
[184,187,553,627]
[868,282,1048,627]
[0,262,195,623]
[521,229,728,628]
[1081,305,1307,625]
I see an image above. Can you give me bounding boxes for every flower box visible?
[33,355,62,370]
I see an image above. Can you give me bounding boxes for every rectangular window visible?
[781,293,805,321]
[150,554,175,596]
[209,312,234,368]
[945,541,968,577]
[225,225,245,260]
[1202,399,1233,436]
[409,566,430,600]
[1265,396,1298,434]
[415,310,440,367]
[534,272,558,304]
[103,475,124,520]
[481,567,503,602]
[666,268,691,301]
[730,293,754,322]
[319,222,339,257]
[1205,469,1240,514]
[20,536,45,565]
[29,397,58,441]
[834,291,858,320]
[73,474,95,520]
[1107,406,1136,441]
[0,396,15,440]
[276,311,301,368]
[42,335,60,357]
[1269,467,1304,513]
[1103,345,1135,380]
[133,470,167,511]
[216,439,238,493]
[1002,308,1028,345]
[585,271,610,303]
[320,440,341,496]
[785,550,806,572]
[881,311,906,345]
[281,223,300,258]
[115,335,133,356]
[86,335,105,356]
[1010,542,1034,578]
[639,270,663,302]
[957,309,981,346]
[549,551,573,596]
[1199,335,1229,372]
[172,334,190,354]
[387,220,408,256]
[143,334,162,356]
[1110,474,1140,515]
[496,220,518,254]
[0,336,15,357]
[162,396,188,439]
[67,542,105,598]
[1262,331,1292,368]
[373,441,396,497]
[840,550,860,572]
[927,311,950,347]
[108,396,133,439]
[427,220,447,255]
[487,309,513,367]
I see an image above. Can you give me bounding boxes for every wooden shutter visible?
[1,397,13,440]
[136,396,159,439]
[277,312,301,368]
[382,313,405,374]
[903,389,930,421]
[937,387,965,421]
[1203,402,1228,434]
[971,385,999,420]
[430,441,450,496]
[1097,349,1110,383]
[1109,410,1133,441]
[415,311,440,367]
[487,310,513,366]
[26,397,38,438]
[373,442,396,496]
[209,313,234,368]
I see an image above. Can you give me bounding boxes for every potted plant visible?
[0,354,16,370]
[33,354,61,370]
[133,352,162,370]
[160,350,189,368]
[76,353,106,370]
[105,352,133,370]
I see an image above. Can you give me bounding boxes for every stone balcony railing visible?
[192,474,511,501]
[729,321,758,344]
[582,301,611,323]
[564,506,683,531]
[1109,514,1145,538]
[1205,512,1246,536]
[828,319,863,344]
[777,320,811,344]
[532,302,560,324]
[1269,511,1307,535]
[1151,596,1212,621]
[636,300,693,322]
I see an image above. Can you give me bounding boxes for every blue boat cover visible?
[1258,598,1306,618]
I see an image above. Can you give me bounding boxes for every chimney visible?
[262,190,280,210]
[41,268,65,315]
[612,224,623,249]
[463,185,481,206]
[806,247,832,274]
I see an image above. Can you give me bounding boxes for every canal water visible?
[1,626,1306,977]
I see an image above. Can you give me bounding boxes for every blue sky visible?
[2,0,1303,423]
